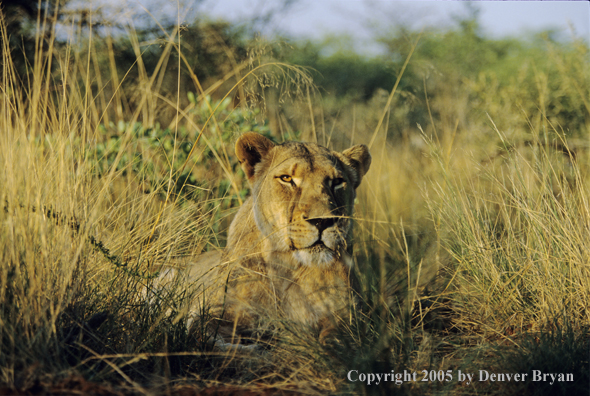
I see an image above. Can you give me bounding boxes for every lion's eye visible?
[279,175,293,184]
[332,178,345,190]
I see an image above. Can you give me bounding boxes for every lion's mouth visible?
[305,240,331,253]
[290,237,340,255]
[310,240,325,247]
[291,239,341,266]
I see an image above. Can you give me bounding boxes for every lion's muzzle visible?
[305,216,337,233]
[288,216,348,267]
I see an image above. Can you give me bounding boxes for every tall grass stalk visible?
[429,121,590,336]
[1,3,589,395]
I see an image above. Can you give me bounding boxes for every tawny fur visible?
[163,133,371,342]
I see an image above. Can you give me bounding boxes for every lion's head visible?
[234,133,371,268]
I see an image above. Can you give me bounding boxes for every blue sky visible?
[200,1,589,40]
[98,1,589,52]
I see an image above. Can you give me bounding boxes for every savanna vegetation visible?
[0,1,588,395]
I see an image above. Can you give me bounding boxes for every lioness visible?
[166,132,371,344]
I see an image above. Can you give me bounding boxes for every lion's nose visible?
[306,217,337,232]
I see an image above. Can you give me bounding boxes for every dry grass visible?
[0,5,588,396]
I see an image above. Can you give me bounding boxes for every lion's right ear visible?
[235,132,275,181]
[341,144,372,188]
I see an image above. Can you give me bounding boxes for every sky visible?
[200,1,589,40]
[97,0,590,53]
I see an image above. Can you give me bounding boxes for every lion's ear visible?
[341,144,372,188]
[235,132,275,181]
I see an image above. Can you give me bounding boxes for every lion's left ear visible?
[235,132,275,181]
[341,144,372,188]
